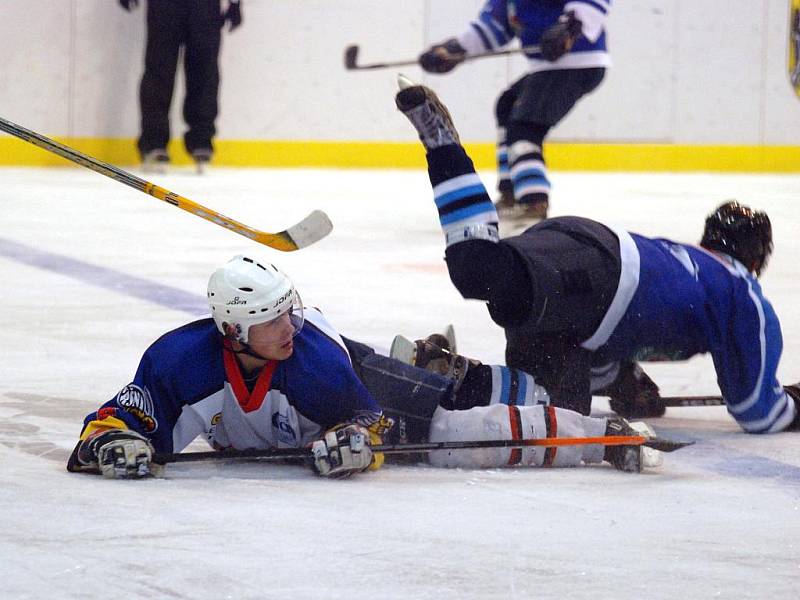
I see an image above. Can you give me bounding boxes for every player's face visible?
[247,312,296,360]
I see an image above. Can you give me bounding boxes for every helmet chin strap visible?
[222,334,271,363]
[233,343,271,362]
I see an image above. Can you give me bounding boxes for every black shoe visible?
[395,74,460,149]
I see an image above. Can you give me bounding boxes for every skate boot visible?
[604,418,663,473]
[390,332,478,394]
[498,195,549,238]
[599,361,665,418]
[494,189,516,218]
[141,149,169,174]
[413,337,482,394]
[395,74,460,149]
[191,148,213,174]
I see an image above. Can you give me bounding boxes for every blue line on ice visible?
[0,237,207,316]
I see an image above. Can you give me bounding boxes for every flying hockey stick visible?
[153,434,693,465]
[0,116,333,251]
[344,43,541,71]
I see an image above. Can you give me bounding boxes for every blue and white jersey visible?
[79,309,383,453]
[583,229,795,433]
[457,0,612,72]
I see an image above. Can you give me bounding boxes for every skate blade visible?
[443,324,457,354]
[390,334,416,365]
[500,218,544,239]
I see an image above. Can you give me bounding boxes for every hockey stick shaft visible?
[661,395,725,407]
[153,434,690,465]
[344,43,541,71]
[0,116,332,251]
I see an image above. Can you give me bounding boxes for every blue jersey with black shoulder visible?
[79,309,383,452]
[457,0,612,71]
[583,229,794,433]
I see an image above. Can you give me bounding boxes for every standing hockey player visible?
[394,75,800,434]
[119,0,244,171]
[418,0,611,222]
[67,255,663,479]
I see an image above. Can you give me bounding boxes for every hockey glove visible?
[604,419,663,473]
[599,361,665,419]
[222,0,243,32]
[73,428,157,479]
[419,39,467,74]
[118,0,138,11]
[540,11,583,62]
[311,424,374,478]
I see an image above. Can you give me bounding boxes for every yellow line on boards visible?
[1,137,799,172]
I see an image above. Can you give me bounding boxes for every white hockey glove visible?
[76,429,158,479]
[311,424,374,478]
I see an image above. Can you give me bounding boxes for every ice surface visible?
[0,166,798,599]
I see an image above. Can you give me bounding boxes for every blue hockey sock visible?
[488,365,551,407]
[427,145,499,247]
[509,139,550,204]
[496,127,511,194]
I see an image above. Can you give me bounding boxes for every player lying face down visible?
[67,255,391,480]
[66,252,668,479]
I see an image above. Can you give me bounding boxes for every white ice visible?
[0,166,799,599]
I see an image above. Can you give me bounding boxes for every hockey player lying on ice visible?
[67,255,661,479]
[393,74,800,436]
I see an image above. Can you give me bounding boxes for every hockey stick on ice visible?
[0,116,333,251]
[153,435,693,465]
[343,43,541,71]
[660,395,726,407]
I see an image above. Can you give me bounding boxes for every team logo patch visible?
[271,411,297,444]
[115,384,158,433]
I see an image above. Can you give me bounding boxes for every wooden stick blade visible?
[267,209,333,251]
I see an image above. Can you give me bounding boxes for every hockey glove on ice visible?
[540,11,583,62]
[599,362,665,419]
[70,428,157,479]
[419,39,467,74]
[222,0,243,32]
[311,424,375,478]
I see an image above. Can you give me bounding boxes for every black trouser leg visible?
[494,78,525,196]
[342,337,453,448]
[138,0,185,156]
[183,0,221,154]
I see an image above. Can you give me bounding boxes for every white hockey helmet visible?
[207,255,303,344]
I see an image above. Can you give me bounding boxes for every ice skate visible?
[191,148,212,175]
[493,190,517,218]
[391,332,479,395]
[498,197,549,238]
[395,74,460,149]
[604,418,663,473]
[141,149,169,174]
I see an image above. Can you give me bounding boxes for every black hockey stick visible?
[661,395,726,407]
[153,435,693,465]
[343,43,541,71]
[0,116,333,251]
